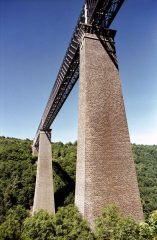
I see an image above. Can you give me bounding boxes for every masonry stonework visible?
[75,31,144,228]
[33,130,55,214]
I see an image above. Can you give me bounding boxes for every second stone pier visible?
[33,129,55,214]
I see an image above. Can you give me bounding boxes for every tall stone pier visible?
[75,25,144,228]
[33,130,55,214]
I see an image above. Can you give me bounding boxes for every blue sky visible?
[0,0,157,144]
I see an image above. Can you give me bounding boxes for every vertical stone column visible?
[33,129,55,214]
[75,26,144,228]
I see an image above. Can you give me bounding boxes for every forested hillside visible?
[133,144,157,217]
[0,136,157,239]
[0,137,36,223]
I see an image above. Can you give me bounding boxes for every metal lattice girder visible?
[87,0,124,28]
[33,0,125,147]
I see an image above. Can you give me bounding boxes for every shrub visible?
[55,204,94,240]
[22,210,56,240]
[0,206,27,240]
[95,204,154,240]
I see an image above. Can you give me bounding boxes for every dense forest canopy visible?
[0,136,156,239]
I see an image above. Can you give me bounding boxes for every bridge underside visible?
[75,28,144,229]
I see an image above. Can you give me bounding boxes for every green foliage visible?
[52,141,77,180]
[95,204,121,239]
[22,206,93,240]
[0,206,28,240]
[95,204,154,240]
[139,222,153,240]
[0,137,157,239]
[133,144,157,218]
[55,204,94,240]
[0,137,36,223]
[149,210,157,239]
[22,210,56,240]
[52,142,76,209]
[95,204,141,240]
[53,142,157,215]
[113,218,140,240]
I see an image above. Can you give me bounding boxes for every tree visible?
[22,210,56,240]
[55,204,94,240]
[0,206,27,240]
[94,204,153,240]
[149,210,157,239]
[95,204,121,239]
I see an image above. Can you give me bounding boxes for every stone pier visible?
[75,26,144,228]
[33,130,55,214]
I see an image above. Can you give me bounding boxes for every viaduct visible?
[32,0,144,228]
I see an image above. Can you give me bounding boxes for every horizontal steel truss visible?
[33,0,124,147]
[87,0,124,28]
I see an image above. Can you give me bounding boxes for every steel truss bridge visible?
[33,0,124,147]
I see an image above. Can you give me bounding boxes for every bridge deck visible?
[33,0,124,147]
